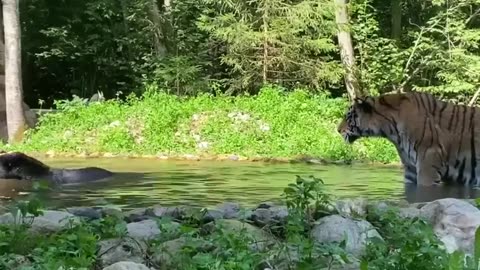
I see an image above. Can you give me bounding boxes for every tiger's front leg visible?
[416,148,445,186]
[403,164,417,184]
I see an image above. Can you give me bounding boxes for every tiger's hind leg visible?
[416,148,445,186]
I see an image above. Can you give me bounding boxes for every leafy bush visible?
[2,176,480,269]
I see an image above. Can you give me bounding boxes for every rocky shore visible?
[0,196,479,270]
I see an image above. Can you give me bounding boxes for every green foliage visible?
[149,175,350,270]
[0,189,127,269]
[6,86,399,164]
[283,175,333,238]
[364,207,480,270]
[350,0,480,103]
[18,0,480,108]
[364,208,450,270]
[4,176,480,269]
[198,0,343,93]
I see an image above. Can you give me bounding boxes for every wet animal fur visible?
[337,91,480,187]
[0,152,114,184]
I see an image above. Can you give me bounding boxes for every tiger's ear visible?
[354,96,373,113]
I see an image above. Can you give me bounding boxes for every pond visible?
[1,157,480,210]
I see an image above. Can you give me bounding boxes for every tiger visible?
[337,91,480,187]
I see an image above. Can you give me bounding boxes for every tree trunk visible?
[148,0,167,57]
[391,0,402,41]
[262,1,269,84]
[0,3,6,142]
[3,0,26,143]
[334,0,363,100]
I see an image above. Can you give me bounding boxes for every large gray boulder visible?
[419,198,480,254]
[127,219,164,240]
[0,210,79,233]
[98,238,147,267]
[310,215,382,257]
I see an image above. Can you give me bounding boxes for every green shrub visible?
[7,85,399,164]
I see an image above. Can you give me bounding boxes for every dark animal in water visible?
[0,152,114,184]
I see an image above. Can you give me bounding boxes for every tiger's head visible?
[337,96,387,144]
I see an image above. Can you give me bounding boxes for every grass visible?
[4,85,399,164]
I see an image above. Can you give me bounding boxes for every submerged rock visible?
[419,198,480,254]
[310,214,382,257]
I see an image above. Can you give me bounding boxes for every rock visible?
[398,207,421,219]
[257,201,276,209]
[124,208,150,223]
[101,207,125,220]
[215,202,241,219]
[419,198,480,254]
[127,219,162,240]
[251,208,271,225]
[0,210,80,233]
[336,198,368,218]
[98,238,147,267]
[202,209,224,223]
[213,219,276,252]
[147,205,186,220]
[310,215,382,257]
[102,261,151,270]
[250,206,288,226]
[152,237,213,269]
[66,207,102,219]
[1,254,31,270]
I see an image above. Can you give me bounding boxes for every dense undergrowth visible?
[0,176,479,269]
[5,86,398,164]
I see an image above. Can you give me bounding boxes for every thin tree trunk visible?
[262,2,268,84]
[3,0,25,143]
[0,3,6,142]
[469,88,480,106]
[119,0,132,60]
[391,0,402,41]
[148,0,167,57]
[334,0,363,100]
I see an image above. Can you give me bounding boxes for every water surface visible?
[1,158,479,209]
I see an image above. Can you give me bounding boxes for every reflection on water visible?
[0,157,478,209]
[404,183,480,202]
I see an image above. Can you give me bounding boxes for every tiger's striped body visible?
[337,91,480,186]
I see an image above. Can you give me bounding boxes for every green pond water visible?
[1,158,480,210]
